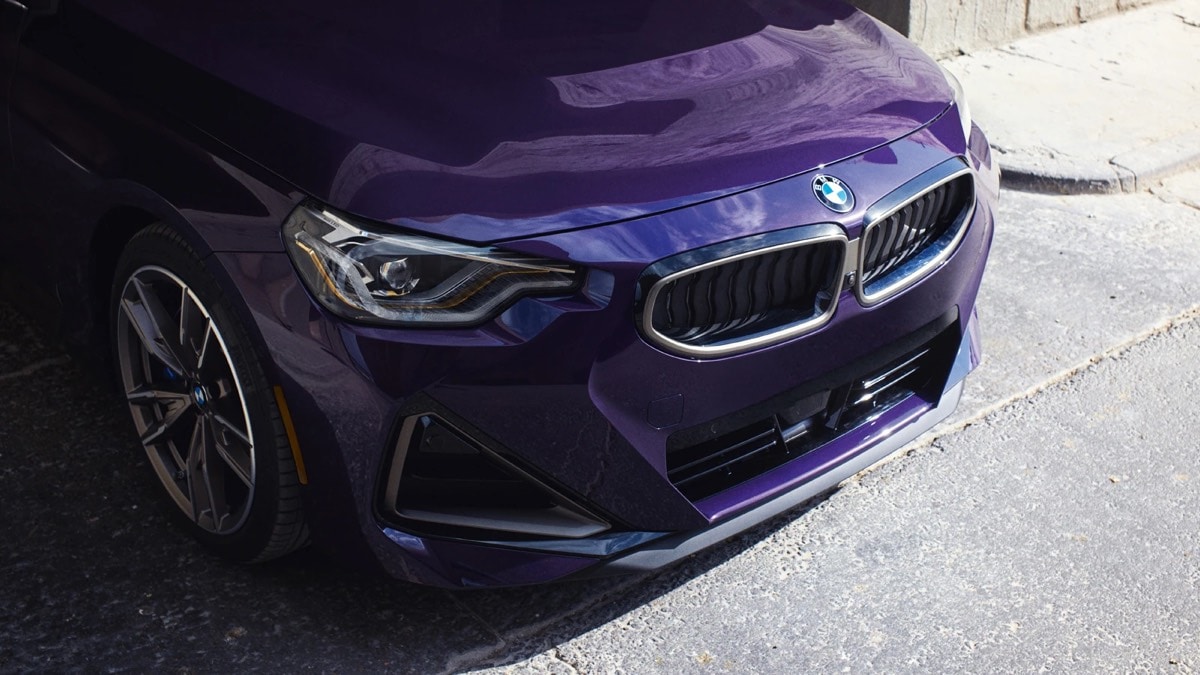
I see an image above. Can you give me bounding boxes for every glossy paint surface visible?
[73,0,951,240]
[219,115,997,586]
[0,1,997,587]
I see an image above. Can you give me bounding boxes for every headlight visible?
[940,65,973,143]
[282,203,581,326]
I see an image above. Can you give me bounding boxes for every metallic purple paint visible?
[0,0,997,587]
[68,0,953,240]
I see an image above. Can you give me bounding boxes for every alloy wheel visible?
[114,265,256,535]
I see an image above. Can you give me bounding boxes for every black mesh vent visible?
[650,240,842,349]
[382,415,610,540]
[861,174,973,290]
[396,416,555,512]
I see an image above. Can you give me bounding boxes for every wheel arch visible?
[79,196,267,381]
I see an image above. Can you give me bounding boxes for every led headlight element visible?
[282,203,581,326]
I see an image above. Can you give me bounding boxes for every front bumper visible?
[218,113,998,588]
[591,378,967,578]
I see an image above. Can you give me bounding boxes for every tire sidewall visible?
[109,226,288,562]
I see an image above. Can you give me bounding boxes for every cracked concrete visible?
[851,0,1161,58]
[1151,169,1200,210]
[944,0,1200,194]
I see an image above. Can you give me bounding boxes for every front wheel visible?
[110,224,307,562]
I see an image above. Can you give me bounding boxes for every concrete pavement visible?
[944,0,1200,194]
[850,0,1164,59]
[4,6,1200,671]
[4,179,1200,672]
[503,302,1200,673]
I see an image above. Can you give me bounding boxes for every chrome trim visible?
[473,530,671,558]
[382,413,610,539]
[856,157,977,306]
[642,225,848,359]
[397,506,608,539]
[859,347,930,391]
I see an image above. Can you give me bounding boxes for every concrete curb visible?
[999,131,1200,195]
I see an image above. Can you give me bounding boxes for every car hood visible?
[84,0,953,241]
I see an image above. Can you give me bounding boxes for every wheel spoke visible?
[211,417,253,488]
[211,412,252,449]
[167,417,197,476]
[126,382,190,407]
[179,289,210,372]
[185,416,207,524]
[139,399,191,446]
[185,416,229,531]
[201,457,228,532]
[195,323,214,372]
[122,277,187,375]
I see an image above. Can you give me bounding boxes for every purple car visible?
[1,0,997,587]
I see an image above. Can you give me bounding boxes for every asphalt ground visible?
[6,4,1200,672]
[2,176,1200,672]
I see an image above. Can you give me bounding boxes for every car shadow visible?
[0,302,829,673]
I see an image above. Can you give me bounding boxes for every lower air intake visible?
[381,415,608,539]
[666,321,959,502]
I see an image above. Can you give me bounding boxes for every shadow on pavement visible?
[0,301,826,672]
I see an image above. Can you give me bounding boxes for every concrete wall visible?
[848,0,1162,57]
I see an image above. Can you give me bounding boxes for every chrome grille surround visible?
[638,157,977,359]
[856,157,977,306]
[639,223,848,358]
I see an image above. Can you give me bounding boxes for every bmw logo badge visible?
[813,174,855,214]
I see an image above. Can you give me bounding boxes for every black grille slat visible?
[770,248,791,303]
[800,246,820,307]
[663,281,677,327]
[672,441,777,492]
[650,240,842,350]
[812,246,835,306]
[688,278,701,336]
[717,260,739,330]
[861,174,973,290]
[929,185,949,234]
[744,253,764,318]
[904,194,927,254]
[668,427,778,487]
[886,211,905,269]
[761,250,778,312]
[703,267,718,330]
[731,258,753,324]
[688,270,705,331]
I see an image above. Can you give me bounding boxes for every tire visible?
[109,224,308,562]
